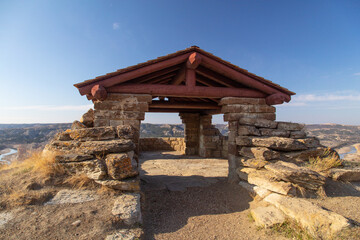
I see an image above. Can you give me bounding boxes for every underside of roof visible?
[74,46,295,113]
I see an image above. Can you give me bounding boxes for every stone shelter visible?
[46,46,331,189]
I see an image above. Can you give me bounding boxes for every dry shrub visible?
[5,150,66,179]
[307,148,343,172]
[63,174,97,189]
[96,185,117,196]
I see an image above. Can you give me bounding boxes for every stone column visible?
[220,97,276,182]
[93,93,152,159]
[179,113,200,155]
[199,114,222,158]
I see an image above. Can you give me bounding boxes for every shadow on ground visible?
[142,179,253,240]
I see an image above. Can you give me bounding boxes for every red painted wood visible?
[77,53,191,95]
[186,68,196,87]
[171,64,186,85]
[266,93,291,105]
[150,101,220,109]
[200,53,290,96]
[108,84,266,98]
[91,85,107,101]
[197,66,242,88]
[186,52,202,69]
[136,66,179,83]
[143,73,176,84]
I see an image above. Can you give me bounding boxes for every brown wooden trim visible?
[136,66,179,83]
[77,53,191,95]
[108,84,266,98]
[200,53,289,95]
[186,68,196,87]
[150,101,220,109]
[197,66,241,88]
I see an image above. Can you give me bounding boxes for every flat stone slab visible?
[237,168,297,196]
[251,206,285,228]
[238,181,272,199]
[265,161,326,191]
[329,168,360,182]
[105,228,143,240]
[0,211,14,228]
[264,193,351,239]
[95,179,140,191]
[112,193,142,226]
[45,189,98,205]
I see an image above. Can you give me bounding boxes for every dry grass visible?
[2,150,65,179]
[271,220,314,240]
[307,148,343,172]
[63,173,97,189]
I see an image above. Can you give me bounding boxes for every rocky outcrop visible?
[264,193,351,239]
[250,206,285,228]
[328,168,360,182]
[44,109,140,190]
[265,161,326,191]
[111,193,142,226]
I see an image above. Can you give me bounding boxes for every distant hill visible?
[0,123,71,149]
[0,123,359,151]
[305,124,360,149]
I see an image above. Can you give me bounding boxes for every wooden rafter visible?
[109,84,266,98]
[150,101,220,110]
[77,53,191,95]
[197,66,241,88]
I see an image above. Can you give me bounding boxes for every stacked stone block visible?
[220,97,337,197]
[220,97,276,182]
[139,137,185,152]
[44,110,141,191]
[199,115,227,158]
[93,93,152,158]
[179,113,200,155]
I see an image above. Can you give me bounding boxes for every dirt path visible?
[140,151,287,240]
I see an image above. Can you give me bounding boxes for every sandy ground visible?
[0,168,126,240]
[140,151,287,240]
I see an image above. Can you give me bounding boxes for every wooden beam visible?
[171,64,186,85]
[186,52,202,69]
[76,53,191,95]
[109,84,267,98]
[145,73,176,84]
[136,66,179,83]
[91,85,107,101]
[171,52,201,85]
[200,53,287,95]
[197,66,241,88]
[186,68,196,87]
[196,75,223,87]
[150,101,220,110]
[148,108,202,113]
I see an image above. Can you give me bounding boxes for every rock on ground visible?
[329,168,360,182]
[0,211,14,228]
[105,228,143,240]
[45,189,98,205]
[264,193,351,239]
[112,193,142,226]
[251,206,285,228]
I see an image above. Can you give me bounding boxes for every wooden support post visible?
[186,68,196,87]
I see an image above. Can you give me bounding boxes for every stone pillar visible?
[199,114,222,158]
[93,93,152,159]
[220,97,276,182]
[179,113,200,155]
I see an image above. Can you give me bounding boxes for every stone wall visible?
[139,137,185,152]
[220,97,336,197]
[93,93,152,159]
[44,111,141,191]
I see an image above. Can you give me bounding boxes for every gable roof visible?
[74,46,295,105]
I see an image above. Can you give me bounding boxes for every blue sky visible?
[0,0,359,125]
